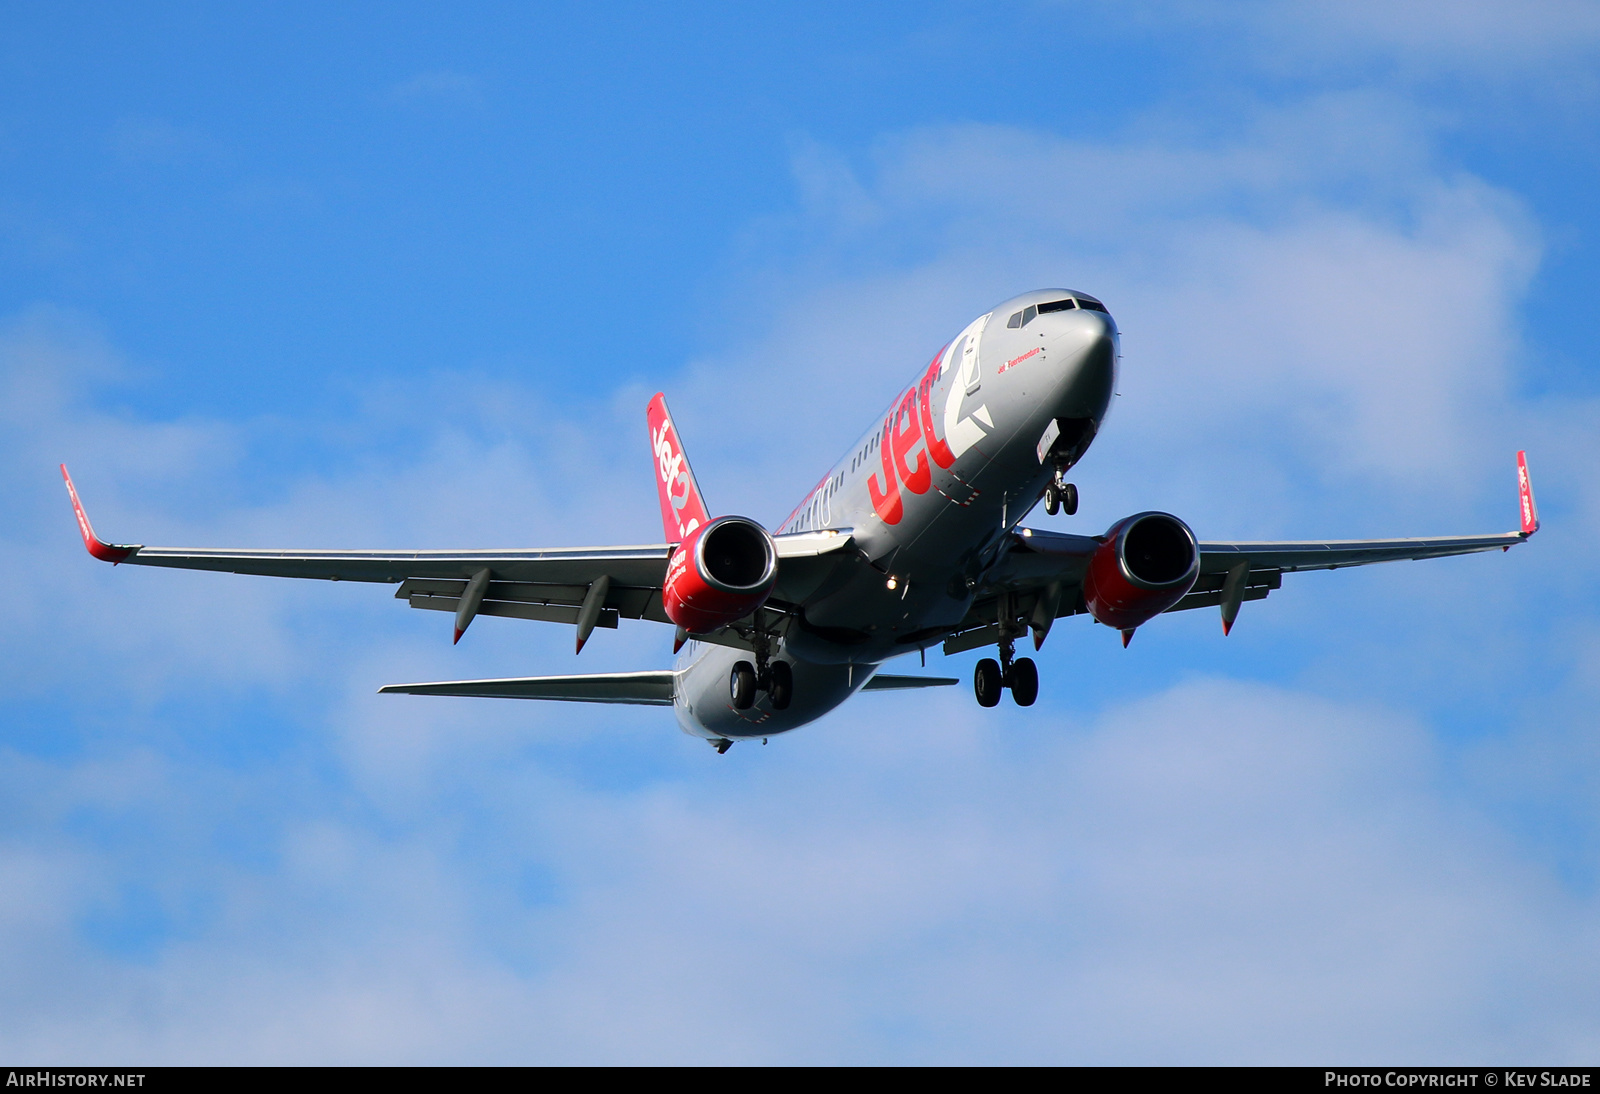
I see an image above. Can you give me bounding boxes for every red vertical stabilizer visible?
[646,394,713,544]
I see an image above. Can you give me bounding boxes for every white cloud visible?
[1144,0,1600,83]
[2,681,1597,1062]
[682,97,1544,543]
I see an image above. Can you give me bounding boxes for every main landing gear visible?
[974,637,1038,708]
[730,648,793,712]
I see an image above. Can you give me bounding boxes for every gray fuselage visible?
[675,290,1119,740]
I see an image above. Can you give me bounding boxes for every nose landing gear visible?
[972,637,1039,708]
[1043,479,1078,517]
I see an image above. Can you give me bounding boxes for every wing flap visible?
[406,594,621,630]
[1165,583,1271,614]
[396,578,664,621]
[379,670,676,705]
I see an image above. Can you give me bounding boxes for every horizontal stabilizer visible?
[861,674,960,691]
[379,670,676,705]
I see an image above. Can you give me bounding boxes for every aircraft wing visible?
[1165,530,1528,623]
[379,670,677,705]
[105,543,674,585]
[1196,532,1528,573]
[942,453,1539,652]
[62,465,854,644]
[944,526,1533,655]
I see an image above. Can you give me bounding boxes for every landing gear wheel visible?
[974,658,1003,708]
[730,661,757,710]
[1061,482,1078,516]
[1009,656,1038,706]
[1044,484,1061,516]
[767,660,793,710]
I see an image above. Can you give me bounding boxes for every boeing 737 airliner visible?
[64,289,1539,751]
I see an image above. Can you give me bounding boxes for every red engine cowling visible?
[662,515,779,633]
[1082,511,1200,630]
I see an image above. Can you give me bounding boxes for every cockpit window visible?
[1012,297,1109,328]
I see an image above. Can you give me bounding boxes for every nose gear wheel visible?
[1044,479,1078,517]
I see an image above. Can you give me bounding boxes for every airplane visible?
[62,288,1541,753]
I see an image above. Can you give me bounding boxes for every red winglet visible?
[646,394,712,544]
[1517,451,1540,536]
[60,464,136,563]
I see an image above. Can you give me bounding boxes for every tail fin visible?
[647,393,712,543]
[1517,450,1540,535]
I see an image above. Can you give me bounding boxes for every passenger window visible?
[1007,311,1022,328]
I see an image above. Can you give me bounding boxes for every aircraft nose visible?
[1054,307,1115,352]
[1046,309,1117,417]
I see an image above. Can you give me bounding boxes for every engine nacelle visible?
[662,515,779,634]
[1082,511,1200,630]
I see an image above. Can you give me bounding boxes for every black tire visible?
[1062,482,1079,516]
[767,660,793,710]
[1009,657,1039,706]
[1044,484,1060,516]
[730,661,757,710]
[974,658,1003,707]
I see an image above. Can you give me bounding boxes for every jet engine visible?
[1081,511,1200,631]
[662,516,779,634]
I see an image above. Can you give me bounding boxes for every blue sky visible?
[3,1,1600,1063]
